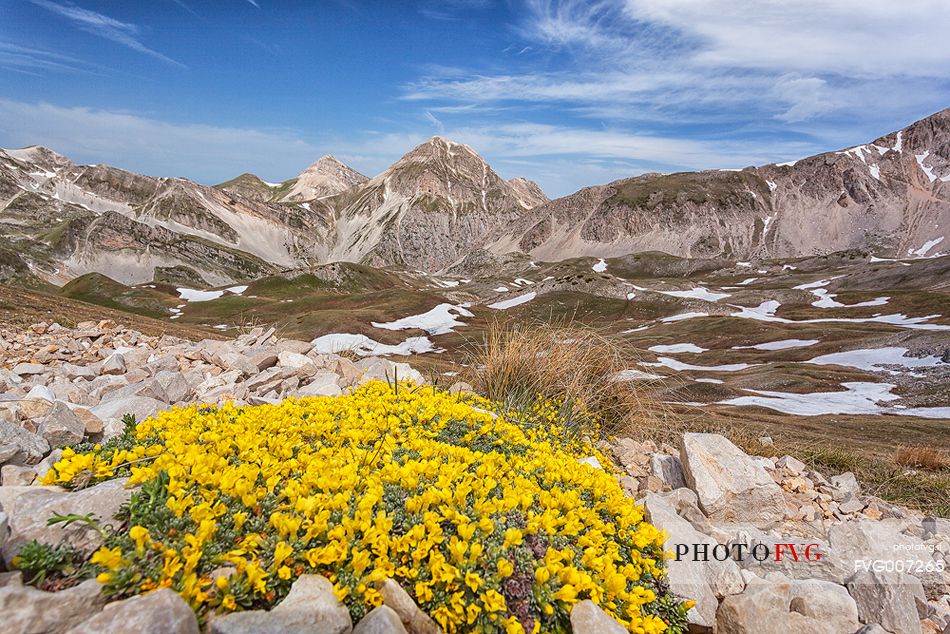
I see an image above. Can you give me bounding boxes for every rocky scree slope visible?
[0,321,949,633]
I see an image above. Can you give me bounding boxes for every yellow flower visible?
[129,526,150,553]
[91,546,125,570]
[273,541,293,568]
[481,589,507,613]
[553,584,579,603]
[42,381,686,630]
[503,528,523,549]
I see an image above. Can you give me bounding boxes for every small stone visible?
[12,363,45,376]
[278,350,317,371]
[101,353,127,376]
[650,453,686,489]
[572,452,602,469]
[758,436,774,447]
[776,455,807,475]
[354,605,408,634]
[65,588,200,634]
[71,407,104,436]
[839,498,867,514]
[639,474,666,494]
[0,510,7,553]
[25,385,56,402]
[0,419,49,466]
[1,464,35,486]
[570,600,627,634]
[17,398,54,420]
[829,472,861,502]
[36,401,86,448]
[209,574,351,634]
[0,478,131,567]
[376,579,441,634]
[90,396,171,439]
[617,475,639,498]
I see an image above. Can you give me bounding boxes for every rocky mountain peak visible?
[279,155,368,202]
[507,176,550,209]
[2,145,73,172]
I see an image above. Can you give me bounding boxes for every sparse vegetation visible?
[895,445,950,470]
[464,319,668,439]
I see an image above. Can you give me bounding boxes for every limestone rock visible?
[12,363,45,376]
[0,578,106,634]
[570,600,627,634]
[356,357,425,385]
[788,578,861,633]
[643,493,744,631]
[716,578,838,634]
[90,396,170,439]
[0,418,50,466]
[680,433,786,526]
[0,510,7,553]
[650,453,686,489]
[828,472,861,502]
[847,569,925,634]
[100,353,126,376]
[776,455,807,475]
[36,401,86,448]
[376,579,441,634]
[209,574,352,634]
[354,605,407,634]
[65,588,199,634]
[0,478,131,566]
[1,464,36,486]
[297,372,343,398]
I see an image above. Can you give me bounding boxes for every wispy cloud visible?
[0,41,107,76]
[0,96,822,197]
[405,0,950,131]
[420,0,492,21]
[29,0,185,68]
[245,0,260,7]
[0,98,319,184]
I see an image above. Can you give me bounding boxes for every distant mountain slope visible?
[0,148,325,284]
[490,108,950,261]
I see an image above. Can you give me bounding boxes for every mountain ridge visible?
[1,108,948,288]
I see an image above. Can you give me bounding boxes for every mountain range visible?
[1,108,948,288]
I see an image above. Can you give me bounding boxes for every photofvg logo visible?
[854,543,945,574]
[673,541,823,563]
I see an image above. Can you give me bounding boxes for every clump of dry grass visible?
[463,319,669,438]
[895,445,950,470]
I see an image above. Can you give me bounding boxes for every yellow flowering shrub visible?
[42,382,689,633]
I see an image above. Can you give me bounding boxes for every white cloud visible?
[407,0,950,127]
[0,96,825,198]
[29,0,184,67]
[0,98,320,184]
[624,0,950,77]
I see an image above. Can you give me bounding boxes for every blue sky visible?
[2,0,949,197]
